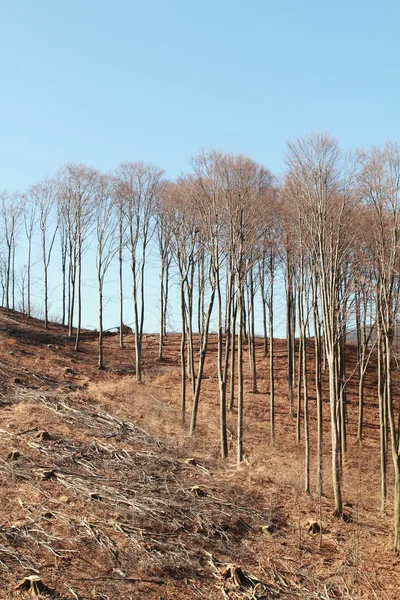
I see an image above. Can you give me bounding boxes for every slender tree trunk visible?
[301,277,310,494]
[237,284,244,465]
[269,264,275,444]
[27,236,32,317]
[219,264,234,459]
[229,294,237,411]
[248,267,257,394]
[217,260,232,459]
[98,268,104,369]
[186,264,195,394]
[68,241,76,338]
[140,252,146,337]
[74,242,82,351]
[12,242,15,310]
[339,324,347,457]
[303,333,310,493]
[159,259,165,360]
[164,260,169,337]
[385,331,400,552]
[260,269,268,357]
[217,272,228,458]
[44,261,49,329]
[43,231,49,329]
[242,287,248,343]
[132,241,148,384]
[328,348,343,517]
[190,289,215,435]
[296,300,303,444]
[377,300,387,511]
[313,278,323,496]
[356,291,363,441]
[61,240,67,327]
[286,261,295,416]
[180,280,186,423]
[119,221,124,349]
[6,244,11,310]
[197,250,205,342]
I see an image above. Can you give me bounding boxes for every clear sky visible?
[1,0,398,190]
[0,0,399,334]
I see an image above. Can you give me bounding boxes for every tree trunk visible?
[98,269,104,369]
[313,277,323,496]
[27,236,32,317]
[286,261,295,416]
[269,264,275,444]
[248,267,257,394]
[328,350,343,517]
[229,294,237,411]
[180,280,186,423]
[158,259,165,360]
[119,221,124,349]
[74,242,82,351]
[217,264,231,459]
[237,285,244,465]
[189,289,215,435]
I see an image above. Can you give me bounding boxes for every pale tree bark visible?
[58,217,68,327]
[261,220,282,445]
[95,175,118,369]
[236,280,244,465]
[163,178,199,423]
[355,270,375,443]
[229,289,237,412]
[285,246,296,417]
[116,161,164,382]
[296,269,303,445]
[116,195,126,349]
[30,179,58,329]
[268,255,275,444]
[246,262,258,394]
[360,142,400,548]
[312,269,324,496]
[258,255,268,357]
[189,256,216,435]
[156,211,171,360]
[285,133,359,518]
[58,164,97,348]
[0,193,23,311]
[23,194,37,317]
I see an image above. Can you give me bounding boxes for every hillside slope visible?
[0,309,398,599]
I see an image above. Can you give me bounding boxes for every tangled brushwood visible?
[0,381,363,599]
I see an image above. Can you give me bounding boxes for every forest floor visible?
[0,307,399,599]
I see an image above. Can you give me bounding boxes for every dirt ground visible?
[0,307,399,599]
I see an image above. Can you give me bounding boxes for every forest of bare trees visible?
[2,134,400,551]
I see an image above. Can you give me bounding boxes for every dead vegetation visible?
[0,390,288,598]
[0,309,398,598]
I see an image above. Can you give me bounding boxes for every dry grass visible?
[0,309,398,598]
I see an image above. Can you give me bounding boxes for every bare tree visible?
[30,179,58,329]
[191,150,231,456]
[95,175,119,369]
[58,164,97,349]
[286,133,359,517]
[115,162,164,382]
[223,154,274,465]
[359,142,400,549]
[23,192,37,317]
[163,179,199,423]
[0,192,23,310]
[156,207,172,361]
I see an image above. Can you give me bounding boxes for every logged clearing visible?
[0,308,399,599]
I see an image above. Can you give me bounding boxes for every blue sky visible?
[1,0,398,190]
[0,0,399,333]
